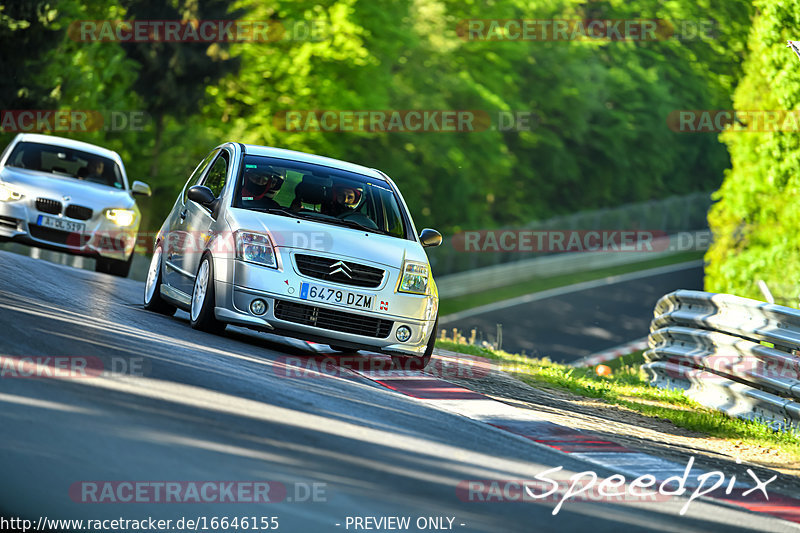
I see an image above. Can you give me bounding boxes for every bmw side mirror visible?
[131,180,152,197]
[419,228,442,248]
[187,185,216,206]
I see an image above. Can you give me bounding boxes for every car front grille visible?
[274,300,393,338]
[0,216,18,230]
[294,254,385,288]
[36,198,62,215]
[65,204,93,220]
[28,225,91,247]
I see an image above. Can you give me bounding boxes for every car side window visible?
[183,149,218,204]
[203,152,229,199]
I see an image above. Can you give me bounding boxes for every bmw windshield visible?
[5,141,125,190]
[232,155,411,240]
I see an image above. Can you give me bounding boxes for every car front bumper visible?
[0,200,136,261]
[213,257,438,356]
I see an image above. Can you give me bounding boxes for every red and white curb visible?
[280,340,800,524]
[571,337,649,367]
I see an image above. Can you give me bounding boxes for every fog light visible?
[396,326,412,342]
[250,299,267,315]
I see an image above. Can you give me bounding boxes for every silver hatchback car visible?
[0,133,151,277]
[144,142,442,368]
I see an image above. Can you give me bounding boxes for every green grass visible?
[438,250,705,316]
[435,340,800,459]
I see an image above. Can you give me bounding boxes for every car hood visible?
[227,207,429,269]
[0,166,135,209]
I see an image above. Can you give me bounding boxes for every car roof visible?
[240,143,388,182]
[13,133,123,164]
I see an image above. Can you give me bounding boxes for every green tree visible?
[706,0,800,300]
[119,0,244,176]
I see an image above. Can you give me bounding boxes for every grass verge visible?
[438,250,704,316]
[434,339,800,460]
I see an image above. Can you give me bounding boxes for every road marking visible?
[316,345,800,524]
[571,337,649,367]
[440,260,704,324]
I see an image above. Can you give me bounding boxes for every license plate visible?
[300,282,375,310]
[37,215,85,234]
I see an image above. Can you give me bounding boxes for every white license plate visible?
[300,282,375,310]
[37,215,85,234]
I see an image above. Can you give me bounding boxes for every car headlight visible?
[0,182,24,202]
[235,230,277,268]
[105,208,137,226]
[398,261,429,295]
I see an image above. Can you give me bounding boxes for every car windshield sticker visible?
[367,181,392,192]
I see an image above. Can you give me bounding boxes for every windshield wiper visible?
[333,218,391,236]
[247,207,303,219]
[249,206,393,236]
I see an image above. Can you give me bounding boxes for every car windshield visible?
[5,141,125,190]
[233,155,410,240]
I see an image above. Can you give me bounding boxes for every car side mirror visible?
[419,228,442,248]
[187,185,216,207]
[131,180,152,197]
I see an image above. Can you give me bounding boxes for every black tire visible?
[391,318,437,371]
[143,243,176,316]
[190,253,226,334]
[96,253,133,277]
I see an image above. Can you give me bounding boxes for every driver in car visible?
[77,159,105,182]
[241,166,284,209]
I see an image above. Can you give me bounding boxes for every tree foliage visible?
[2,0,754,239]
[706,0,800,299]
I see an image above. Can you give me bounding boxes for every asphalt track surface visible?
[441,262,705,363]
[0,251,795,532]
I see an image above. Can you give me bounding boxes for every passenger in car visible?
[324,185,362,217]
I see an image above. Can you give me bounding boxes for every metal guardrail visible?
[436,231,709,298]
[428,192,712,276]
[644,289,800,430]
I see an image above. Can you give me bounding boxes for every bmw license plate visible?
[300,282,374,310]
[37,215,85,234]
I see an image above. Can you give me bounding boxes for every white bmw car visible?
[144,142,442,368]
[0,133,151,277]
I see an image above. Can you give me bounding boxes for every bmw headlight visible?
[0,182,24,202]
[235,230,277,268]
[105,208,137,226]
[398,261,429,295]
